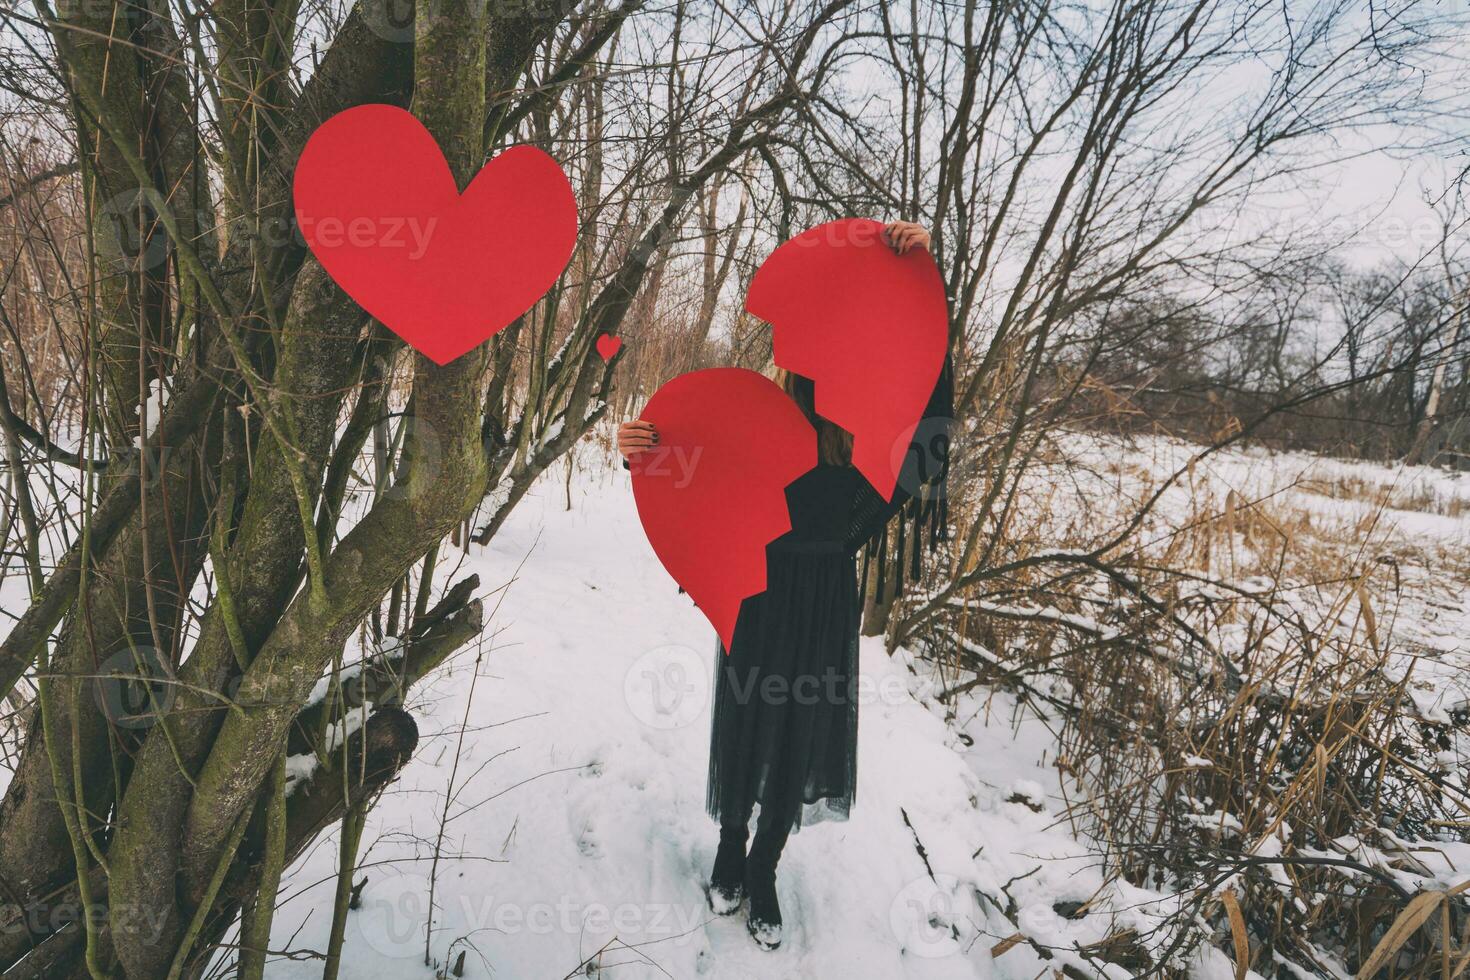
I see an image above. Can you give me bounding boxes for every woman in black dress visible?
[618,221,952,950]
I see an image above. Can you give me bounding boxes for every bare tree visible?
[0,0,1465,975]
[0,0,865,974]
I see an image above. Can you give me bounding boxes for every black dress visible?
[706,363,953,834]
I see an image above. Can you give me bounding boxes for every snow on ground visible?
[3,432,1465,977]
[255,432,1469,978]
[1058,432,1470,719]
[259,457,1172,979]
[1067,430,1470,549]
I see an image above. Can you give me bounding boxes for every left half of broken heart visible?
[293,103,579,365]
[629,368,818,649]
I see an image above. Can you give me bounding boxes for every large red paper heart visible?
[746,218,948,500]
[293,104,578,365]
[630,369,817,648]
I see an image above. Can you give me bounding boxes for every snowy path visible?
[2,430,1463,977]
[263,463,1141,979]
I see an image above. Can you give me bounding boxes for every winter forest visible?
[0,0,1467,977]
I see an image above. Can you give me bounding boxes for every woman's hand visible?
[883,220,931,255]
[617,420,659,460]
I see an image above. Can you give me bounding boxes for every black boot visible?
[744,862,782,949]
[744,807,792,950]
[707,825,747,915]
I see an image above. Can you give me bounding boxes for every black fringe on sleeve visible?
[851,357,954,604]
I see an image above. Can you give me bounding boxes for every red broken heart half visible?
[747,218,948,500]
[629,220,948,645]
[293,104,578,365]
[629,368,817,649]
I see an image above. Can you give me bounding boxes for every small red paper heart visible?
[293,104,578,365]
[746,218,947,500]
[596,334,622,361]
[630,369,817,648]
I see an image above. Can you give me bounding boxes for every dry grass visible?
[908,431,1470,977]
[1298,473,1470,520]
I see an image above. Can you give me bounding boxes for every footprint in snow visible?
[577,824,602,858]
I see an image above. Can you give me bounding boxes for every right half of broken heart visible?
[745,217,949,501]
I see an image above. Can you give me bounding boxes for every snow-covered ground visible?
[258,454,1201,979]
[1048,432,1470,725]
[3,433,1466,978]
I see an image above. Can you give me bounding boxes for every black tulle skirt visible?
[706,541,860,834]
